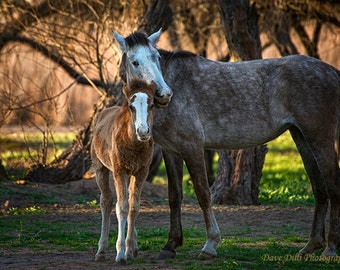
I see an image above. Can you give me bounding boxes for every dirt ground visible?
[0,178,316,269]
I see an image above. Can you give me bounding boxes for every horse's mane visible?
[119,49,197,82]
[158,49,197,62]
[125,32,150,48]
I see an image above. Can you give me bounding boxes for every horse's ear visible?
[112,31,127,52]
[148,28,162,46]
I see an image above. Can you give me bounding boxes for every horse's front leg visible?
[157,152,184,259]
[183,149,221,259]
[125,174,145,260]
[94,166,113,262]
[114,172,129,264]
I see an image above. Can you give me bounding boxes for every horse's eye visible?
[150,103,154,109]
[132,61,139,67]
[129,104,135,111]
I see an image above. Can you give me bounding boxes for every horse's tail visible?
[337,69,340,160]
[336,126,339,160]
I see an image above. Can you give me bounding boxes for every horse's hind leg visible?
[290,128,328,254]
[157,152,184,259]
[290,127,340,256]
[314,147,340,256]
[94,166,113,261]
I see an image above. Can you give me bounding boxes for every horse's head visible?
[113,29,172,108]
[122,79,156,142]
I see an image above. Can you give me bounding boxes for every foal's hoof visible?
[156,249,176,260]
[94,252,105,262]
[198,250,217,260]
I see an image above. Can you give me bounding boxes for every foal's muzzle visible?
[136,126,152,141]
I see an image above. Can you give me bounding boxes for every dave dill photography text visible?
[261,253,340,264]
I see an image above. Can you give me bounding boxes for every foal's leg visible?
[114,172,129,264]
[157,152,184,259]
[125,173,146,260]
[290,128,328,255]
[95,166,113,261]
[183,149,221,259]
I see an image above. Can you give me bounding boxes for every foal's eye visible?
[129,105,135,111]
[150,103,154,109]
[132,60,139,67]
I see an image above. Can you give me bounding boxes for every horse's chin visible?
[155,98,171,108]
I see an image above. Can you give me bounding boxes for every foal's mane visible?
[120,79,155,109]
[123,79,155,98]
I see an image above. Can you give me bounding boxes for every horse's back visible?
[156,54,339,150]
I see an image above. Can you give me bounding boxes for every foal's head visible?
[123,79,156,142]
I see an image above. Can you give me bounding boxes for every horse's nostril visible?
[156,90,163,98]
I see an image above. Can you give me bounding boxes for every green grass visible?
[0,214,98,252]
[1,130,339,268]
[260,131,314,205]
[0,131,76,179]
[1,214,339,269]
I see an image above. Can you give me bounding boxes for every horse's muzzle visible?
[155,91,172,108]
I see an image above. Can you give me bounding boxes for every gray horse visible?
[112,29,340,260]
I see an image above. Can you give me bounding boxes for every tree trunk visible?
[0,159,9,181]
[25,98,107,183]
[211,0,268,205]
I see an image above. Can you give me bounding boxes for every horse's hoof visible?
[198,250,217,260]
[156,249,176,260]
[321,248,338,256]
[299,241,325,256]
[95,252,105,262]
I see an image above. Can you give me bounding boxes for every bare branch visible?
[2,35,107,88]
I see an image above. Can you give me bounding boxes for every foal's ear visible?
[148,28,162,46]
[112,30,127,52]
[149,81,157,94]
[122,84,129,98]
